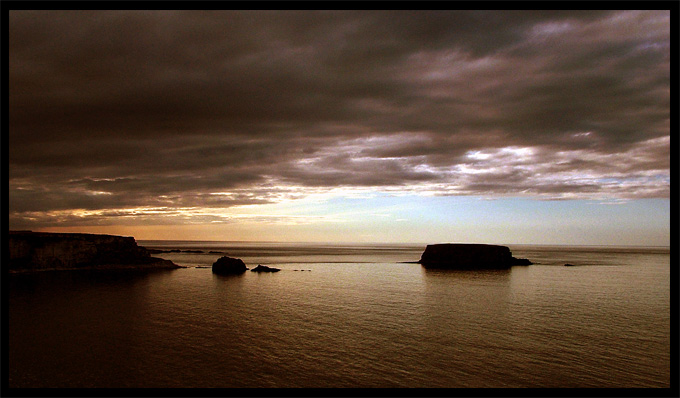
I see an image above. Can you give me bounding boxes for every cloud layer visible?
[9,10,670,228]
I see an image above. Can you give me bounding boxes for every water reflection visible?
[417,265,517,387]
[421,266,512,277]
[9,270,166,388]
[211,271,247,280]
[8,248,669,388]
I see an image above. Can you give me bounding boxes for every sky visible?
[8,10,671,246]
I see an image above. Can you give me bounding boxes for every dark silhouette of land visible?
[8,231,180,272]
[418,243,532,269]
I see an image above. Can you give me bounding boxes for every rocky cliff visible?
[418,243,532,269]
[8,231,179,272]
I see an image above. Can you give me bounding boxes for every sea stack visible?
[212,256,248,275]
[418,243,532,269]
[8,231,180,272]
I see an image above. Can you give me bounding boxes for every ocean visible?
[7,242,671,388]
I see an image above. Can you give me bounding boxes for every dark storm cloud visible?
[8,10,670,227]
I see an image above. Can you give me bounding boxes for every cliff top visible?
[9,230,179,272]
[9,230,134,239]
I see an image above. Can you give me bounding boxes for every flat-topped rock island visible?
[418,243,532,269]
[8,231,180,272]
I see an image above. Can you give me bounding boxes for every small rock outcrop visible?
[8,231,180,272]
[511,257,533,266]
[212,256,248,275]
[564,263,576,267]
[418,243,532,269]
[251,264,281,273]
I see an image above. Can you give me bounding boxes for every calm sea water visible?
[8,242,671,388]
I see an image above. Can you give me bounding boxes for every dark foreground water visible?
[8,243,670,388]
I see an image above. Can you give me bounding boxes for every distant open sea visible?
[8,242,671,388]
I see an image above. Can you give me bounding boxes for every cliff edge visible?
[418,243,532,269]
[8,231,180,272]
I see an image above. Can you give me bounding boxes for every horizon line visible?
[134,238,670,249]
[10,230,669,249]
